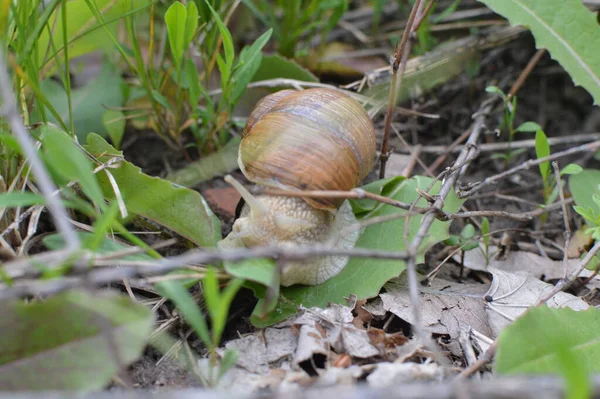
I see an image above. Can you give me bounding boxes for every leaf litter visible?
[213,246,593,392]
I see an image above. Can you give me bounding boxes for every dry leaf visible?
[380,277,492,339]
[485,267,589,336]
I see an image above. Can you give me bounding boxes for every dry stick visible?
[0,54,80,251]
[449,198,573,222]
[261,187,428,213]
[407,102,492,348]
[457,240,600,379]
[408,132,600,154]
[552,161,572,279]
[0,245,411,298]
[379,0,424,179]
[508,48,546,99]
[427,127,472,173]
[459,140,600,198]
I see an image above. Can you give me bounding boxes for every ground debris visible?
[460,245,600,289]
[215,300,423,392]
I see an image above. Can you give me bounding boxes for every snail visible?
[218,88,377,286]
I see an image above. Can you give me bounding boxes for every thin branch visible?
[379,0,424,179]
[404,132,600,155]
[0,245,411,298]
[507,48,546,99]
[459,140,600,198]
[406,101,493,348]
[0,52,80,251]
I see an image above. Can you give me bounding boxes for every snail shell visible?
[239,88,377,209]
[219,88,377,286]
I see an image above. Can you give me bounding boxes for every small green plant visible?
[573,187,600,240]
[535,129,582,208]
[241,0,347,58]
[444,223,479,280]
[486,86,542,165]
[481,217,491,266]
[157,268,244,386]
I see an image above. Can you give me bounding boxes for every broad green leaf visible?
[36,0,150,76]
[37,63,124,141]
[495,307,600,379]
[0,290,153,391]
[251,53,318,83]
[535,130,550,183]
[515,121,542,133]
[251,175,464,327]
[102,109,126,150]
[165,2,187,70]
[478,0,600,105]
[84,134,221,247]
[0,192,46,208]
[40,125,105,208]
[43,232,155,261]
[570,169,600,213]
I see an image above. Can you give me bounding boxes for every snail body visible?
[219,88,377,286]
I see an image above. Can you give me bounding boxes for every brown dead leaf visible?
[367,328,408,354]
[202,186,241,219]
[352,298,373,328]
[380,276,492,339]
[568,227,594,258]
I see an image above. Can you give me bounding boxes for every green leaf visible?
[570,169,600,213]
[84,134,221,247]
[185,59,202,110]
[461,224,476,239]
[495,307,600,382]
[485,85,506,98]
[0,192,47,208]
[102,109,126,150]
[478,0,600,105]
[36,0,150,76]
[41,125,105,209]
[43,232,155,262]
[218,349,238,379]
[203,0,234,68]
[515,121,542,133]
[481,217,490,248]
[165,2,187,71]
[251,175,464,327]
[0,290,153,391]
[251,53,318,83]
[155,280,212,347]
[184,2,199,55]
[225,257,280,315]
[36,63,124,141]
[560,163,583,176]
[535,130,550,183]
[229,29,273,104]
[166,137,240,187]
